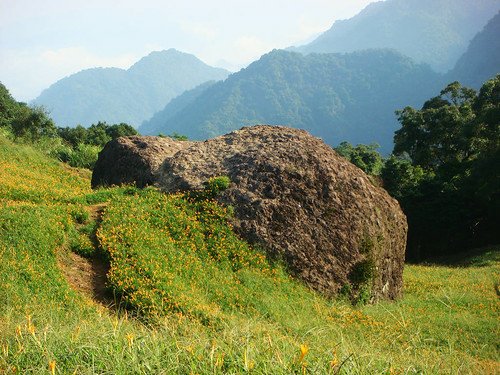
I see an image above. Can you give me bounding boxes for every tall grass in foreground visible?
[0,135,499,374]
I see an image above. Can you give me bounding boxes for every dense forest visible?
[340,76,500,260]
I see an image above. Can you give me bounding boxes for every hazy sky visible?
[0,0,379,101]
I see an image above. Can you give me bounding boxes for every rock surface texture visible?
[91,136,193,188]
[158,125,407,301]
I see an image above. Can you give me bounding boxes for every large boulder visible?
[158,125,407,301]
[91,136,193,188]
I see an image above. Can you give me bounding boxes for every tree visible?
[11,105,57,141]
[335,142,384,175]
[381,154,427,200]
[86,122,112,146]
[57,125,88,147]
[394,81,476,171]
[106,123,138,139]
[386,75,499,259]
[0,82,19,129]
[84,121,138,147]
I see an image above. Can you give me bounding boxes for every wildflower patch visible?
[98,189,282,324]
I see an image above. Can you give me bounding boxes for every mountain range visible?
[32,49,229,127]
[295,0,499,73]
[140,3,499,153]
[32,0,500,153]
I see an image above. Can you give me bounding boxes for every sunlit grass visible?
[0,135,498,374]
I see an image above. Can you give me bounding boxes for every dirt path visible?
[59,251,111,304]
[58,203,114,306]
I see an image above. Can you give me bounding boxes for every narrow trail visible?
[58,203,114,307]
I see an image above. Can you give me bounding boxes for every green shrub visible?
[359,236,375,254]
[70,206,89,224]
[203,176,231,198]
[69,230,96,258]
[349,259,376,286]
[168,132,189,141]
[67,143,101,169]
[50,142,73,163]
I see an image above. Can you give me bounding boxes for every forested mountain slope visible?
[139,81,217,136]
[140,49,443,153]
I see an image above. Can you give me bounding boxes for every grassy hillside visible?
[0,136,498,373]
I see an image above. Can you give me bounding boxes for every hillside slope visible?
[450,12,500,89]
[0,136,499,373]
[32,49,229,127]
[140,49,443,153]
[296,0,499,72]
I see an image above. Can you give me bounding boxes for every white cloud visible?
[40,47,137,70]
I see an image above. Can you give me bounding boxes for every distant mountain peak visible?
[296,0,500,72]
[127,49,211,73]
[33,50,230,127]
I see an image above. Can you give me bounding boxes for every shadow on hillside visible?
[407,245,500,268]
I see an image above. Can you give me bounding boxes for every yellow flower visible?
[330,349,339,368]
[48,360,56,375]
[25,315,37,336]
[243,350,255,371]
[299,344,309,363]
[126,333,134,348]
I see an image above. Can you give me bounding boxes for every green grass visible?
[0,135,498,374]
